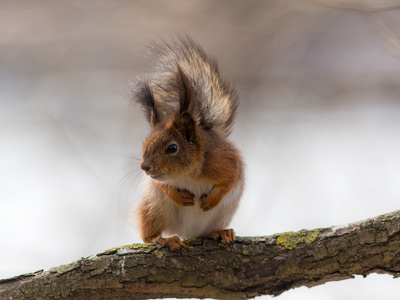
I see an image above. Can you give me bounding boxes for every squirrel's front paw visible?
[175,188,195,206]
[200,193,219,212]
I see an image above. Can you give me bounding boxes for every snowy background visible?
[1,1,400,299]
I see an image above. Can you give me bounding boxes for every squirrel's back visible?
[134,35,239,136]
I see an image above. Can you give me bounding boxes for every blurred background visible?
[1,0,400,299]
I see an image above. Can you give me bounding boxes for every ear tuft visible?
[173,66,198,143]
[176,64,194,115]
[134,80,160,127]
[181,112,197,143]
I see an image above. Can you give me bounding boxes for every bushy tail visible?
[133,35,239,137]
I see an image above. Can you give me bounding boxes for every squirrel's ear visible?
[134,80,160,127]
[176,64,195,115]
[178,112,197,143]
[174,65,197,143]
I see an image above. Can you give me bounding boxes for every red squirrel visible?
[133,36,245,251]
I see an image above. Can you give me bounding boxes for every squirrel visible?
[133,36,245,251]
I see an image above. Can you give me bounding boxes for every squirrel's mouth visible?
[148,172,164,180]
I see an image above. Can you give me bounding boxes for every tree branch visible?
[1,210,400,299]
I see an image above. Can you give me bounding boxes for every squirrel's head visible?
[138,66,204,181]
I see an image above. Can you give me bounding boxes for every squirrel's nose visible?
[140,160,151,172]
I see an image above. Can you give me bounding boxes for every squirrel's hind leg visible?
[137,200,187,251]
[206,229,235,244]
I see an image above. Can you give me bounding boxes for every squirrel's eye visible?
[166,143,178,154]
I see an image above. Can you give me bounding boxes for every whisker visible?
[110,164,143,211]
[118,153,142,161]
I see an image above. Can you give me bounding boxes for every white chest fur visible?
[156,176,243,240]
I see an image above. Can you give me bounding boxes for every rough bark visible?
[1,210,400,299]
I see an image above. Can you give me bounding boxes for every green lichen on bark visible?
[277,228,320,250]
[102,243,154,254]
[154,249,164,259]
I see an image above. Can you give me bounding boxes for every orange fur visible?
[136,190,165,243]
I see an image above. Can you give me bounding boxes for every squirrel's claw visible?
[200,194,218,212]
[177,188,195,206]
[207,229,236,244]
[158,236,187,252]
